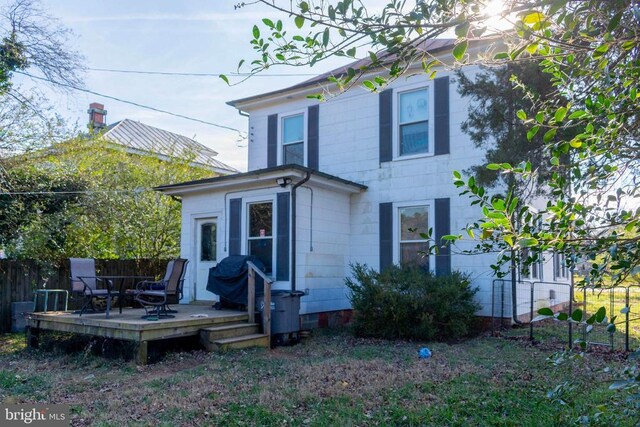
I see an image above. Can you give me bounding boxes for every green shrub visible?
[345,263,480,341]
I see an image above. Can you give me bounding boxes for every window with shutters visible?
[398,205,430,267]
[398,88,429,156]
[520,248,544,281]
[281,113,305,166]
[247,202,274,274]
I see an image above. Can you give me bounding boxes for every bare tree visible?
[0,0,84,91]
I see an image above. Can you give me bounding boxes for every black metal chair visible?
[69,258,114,316]
[134,259,188,320]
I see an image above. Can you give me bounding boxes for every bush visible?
[345,263,480,341]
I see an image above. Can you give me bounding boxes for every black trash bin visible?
[258,290,305,345]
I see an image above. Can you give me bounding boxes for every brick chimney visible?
[87,102,107,131]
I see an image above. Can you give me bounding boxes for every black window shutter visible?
[434,197,451,276]
[434,76,450,155]
[307,105,319,170]
[379,89,393,163]
[229,198,242,256]
[267,114,278,167]
[276,192,290,281]
[379,202,393,272]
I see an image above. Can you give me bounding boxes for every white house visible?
[157,39,570,328]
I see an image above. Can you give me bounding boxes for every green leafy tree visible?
[1,136,214,263]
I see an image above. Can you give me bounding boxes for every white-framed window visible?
[398,88,429,156]
[247,201,274,275]
[554,252,569,280]
[281,113,305,166]
[520,248,543,281]
[398,205,430,267]
[200,222,217,262]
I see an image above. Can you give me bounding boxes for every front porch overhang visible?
[155,164,367,196]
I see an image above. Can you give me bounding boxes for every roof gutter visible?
[290,171,311,292]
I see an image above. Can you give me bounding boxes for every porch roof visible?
[155,164,367,196]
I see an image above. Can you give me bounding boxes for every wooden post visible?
[136,341,148,365]
[248,267,255,324]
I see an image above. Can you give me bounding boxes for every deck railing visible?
[246,261,273,342]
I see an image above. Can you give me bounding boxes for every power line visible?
[0,189,151,195]
[15,71,247,136]
[87,67,317,77]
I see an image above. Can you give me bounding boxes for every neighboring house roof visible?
[156,164,367,196]
[103,119,238,175]
[228,38,457,108]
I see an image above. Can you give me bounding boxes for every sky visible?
[8,0,354,171]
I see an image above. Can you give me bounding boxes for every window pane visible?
[249,203,272,237]
[283,114,304,143]
[399,89,428,123]
[400,242,429,267]
[249,239,273,274]
[283,142,304,166]
[201,223,217,261]
[400,122,428,155]
[400,206,428,240]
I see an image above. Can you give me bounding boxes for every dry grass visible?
[0,329,637,426]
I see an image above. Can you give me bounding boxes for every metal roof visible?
[228,38,456,108]
[103,119,237,174]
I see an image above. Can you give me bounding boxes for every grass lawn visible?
[0,329,638,426]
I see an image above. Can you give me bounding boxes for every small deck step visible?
[210,333,269,351]
[200,323,260,341]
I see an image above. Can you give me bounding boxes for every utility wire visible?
[15,71,247,136]
[87,67,317,77]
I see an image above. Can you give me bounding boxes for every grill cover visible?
[206,255,265,305]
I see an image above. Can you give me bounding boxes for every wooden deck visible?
[26,305,250,364]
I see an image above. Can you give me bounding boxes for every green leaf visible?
[543,128,557,143]
[519,238,539,248]
[441,234,459,241]
[492,199,505,210]
[452,40,468,61]
[571,309,583,322]
[486,163,501,170]
[537,307,554,316]
[595,306,606,323]
[294,15,305,29]
[455,21,470,38]
[322,28,330,46]
[453,170,461,179]
[556,312,568,321]
[252,25,260,39]
[554,107,567,122]
[550,156,559,166]
[362,80,375,90]
[527,126,539,141]
[493,52,509,60]
[568,110,587,119]
[219,74,229,85]
[516,110,527,121]
[262,18,274,28]
[606,323,616,333]
[346,47,356,57]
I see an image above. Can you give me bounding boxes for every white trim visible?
[392,81,435,160]
[392,200,436,271]
[278,109,307,167]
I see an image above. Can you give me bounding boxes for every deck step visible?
[200,322,260,342]
[210,333,270,351]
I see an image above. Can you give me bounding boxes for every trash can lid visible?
[269,290,305,297]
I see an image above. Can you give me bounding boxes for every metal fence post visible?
[568,283,573,349]
[530,282,535,341]
[625,287,630,352]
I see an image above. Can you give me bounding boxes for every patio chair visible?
[69,258,114,316]
[134,258,188,320]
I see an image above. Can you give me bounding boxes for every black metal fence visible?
[491,279,640,352]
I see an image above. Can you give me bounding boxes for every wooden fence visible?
[0,259,169,333]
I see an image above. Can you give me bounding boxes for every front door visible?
[195,218,218,301]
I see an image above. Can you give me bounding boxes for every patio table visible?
[88,275,154,318]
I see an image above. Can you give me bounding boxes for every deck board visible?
[27,305,250,342]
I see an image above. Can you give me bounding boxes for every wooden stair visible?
[200,322,269,352]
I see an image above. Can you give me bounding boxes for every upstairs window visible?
[520,248,543,281]
[282,114,304,166]
[399,205,429,267]
[399,89,428,156]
